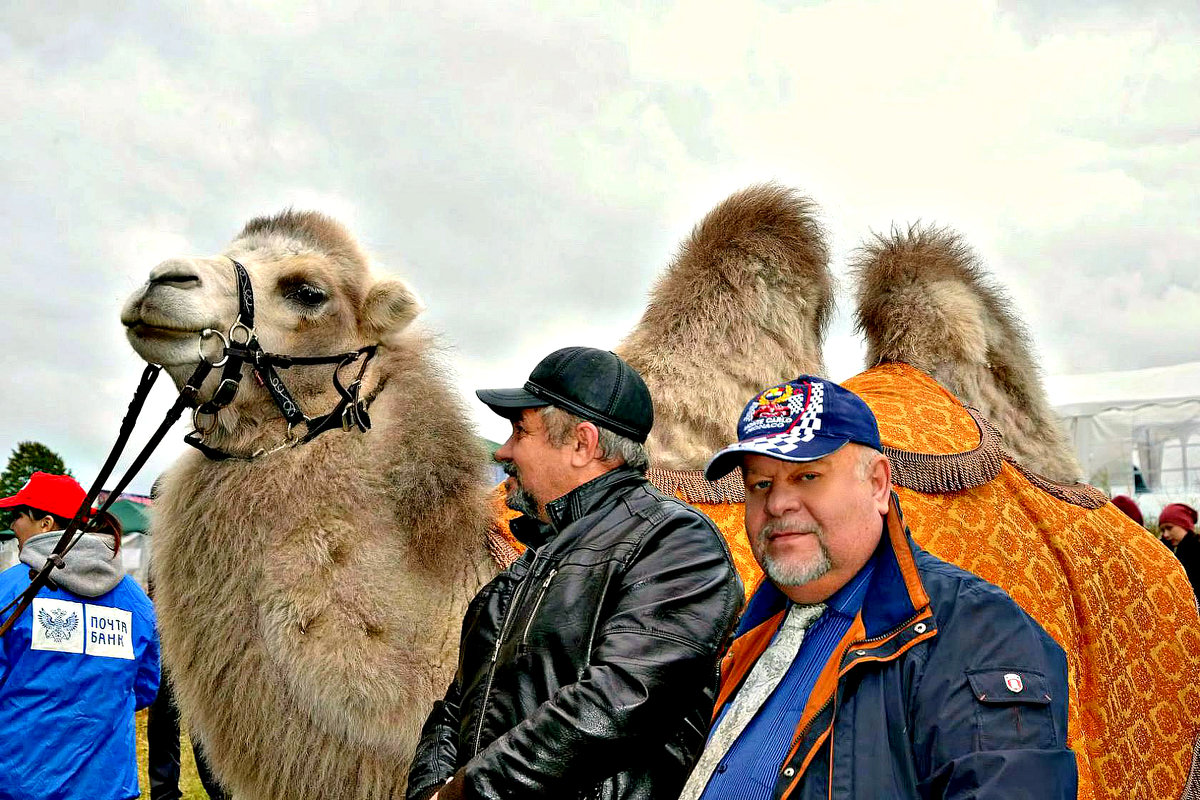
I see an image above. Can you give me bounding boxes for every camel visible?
[121,192,1199,800]
[121,211,498,800]
[617,185,1200,800]
[489,184,1200,799]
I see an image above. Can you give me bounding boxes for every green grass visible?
[135,710,210,799]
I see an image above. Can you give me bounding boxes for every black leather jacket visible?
[407,467,743,800]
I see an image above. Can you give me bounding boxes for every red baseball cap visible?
[0,472,89,520]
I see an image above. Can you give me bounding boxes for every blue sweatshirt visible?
[0,532,160,800]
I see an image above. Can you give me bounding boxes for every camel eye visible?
[285,283,328,308]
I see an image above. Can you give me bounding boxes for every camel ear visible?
[361,278,423,338]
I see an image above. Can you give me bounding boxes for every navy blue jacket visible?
[712,495,1077,799]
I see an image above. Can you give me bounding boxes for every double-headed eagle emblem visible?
[37,608,79,643]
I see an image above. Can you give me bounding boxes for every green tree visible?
[0,441,72,498]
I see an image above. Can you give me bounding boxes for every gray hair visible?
[540,406,650,473]
[853,443,886,480]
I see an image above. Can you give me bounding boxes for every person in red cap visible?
[0,472,160,800]
[2,471,91,548]
[1158,502,1199,604]
[1110,494,1143,527]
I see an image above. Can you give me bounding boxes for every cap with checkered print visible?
[704,376,882,481]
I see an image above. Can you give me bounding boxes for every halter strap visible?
[184,257,380,460]
[0,256,382,637]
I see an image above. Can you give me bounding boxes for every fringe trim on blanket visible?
[486,524,522,570]
[886,407,1109,508]
[1003,456,1110,510]
[486,405,1109,570]
[1184,731,1200,800]
[647,467,746,504]
[884,408,1004,493]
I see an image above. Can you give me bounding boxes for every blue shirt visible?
[698,560,876,800]
[0,566,160,800]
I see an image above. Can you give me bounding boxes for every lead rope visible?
[0,359,213,638]
[1,256,381,633]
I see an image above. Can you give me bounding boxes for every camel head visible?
[121,210,422,431]
[616,184,833,471]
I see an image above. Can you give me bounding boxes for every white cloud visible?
[1,0,1197,489]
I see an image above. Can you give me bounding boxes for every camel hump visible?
[852,224,1024,372]
[618,184,834,471]
[674,182,830,304]
[624,183,832,351]
[851,225,1081,483]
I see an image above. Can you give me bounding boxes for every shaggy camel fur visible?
[617,183,833,470]
[598,184,1199,800]
[851,226,1082,482]
[121,211,496,800]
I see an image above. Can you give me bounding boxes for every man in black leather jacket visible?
[407,347,743,800]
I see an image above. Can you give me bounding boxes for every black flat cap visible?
[477,347,654,443]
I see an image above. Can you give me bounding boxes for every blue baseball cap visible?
[704,376,883,481]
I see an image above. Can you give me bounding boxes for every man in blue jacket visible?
[679,377,1077,800]
[0,472,160,800]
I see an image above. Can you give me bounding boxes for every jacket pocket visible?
[964,668,1058,749]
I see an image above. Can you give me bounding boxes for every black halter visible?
[183,258,379,460]
[0,257,382,639]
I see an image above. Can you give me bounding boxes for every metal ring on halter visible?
[228,321,254,346]
[285,420,307,442]
[198,329,230,367]
[192,408,219,436]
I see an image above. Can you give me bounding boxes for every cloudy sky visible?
[2,0,1197,493]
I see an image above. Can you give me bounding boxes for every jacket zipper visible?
[825,683,844,798]
[785,695,834,776]
[472,553,541,756]
[780,610,932,798]
[854,609,927,646]
[520,568,557,648]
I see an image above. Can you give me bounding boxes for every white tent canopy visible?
[1048,362,1200,507]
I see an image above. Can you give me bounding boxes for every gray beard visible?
[501,462,541,518]
[756,519,833,588]
[505,485,540,518]
[761,542,832,588]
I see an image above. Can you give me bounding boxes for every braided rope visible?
[486,524,522,570]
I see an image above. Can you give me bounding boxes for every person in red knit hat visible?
[1110,495,1143,526]
[1158,502,1199,605]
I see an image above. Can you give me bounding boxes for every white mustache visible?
[760,518,822,539]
